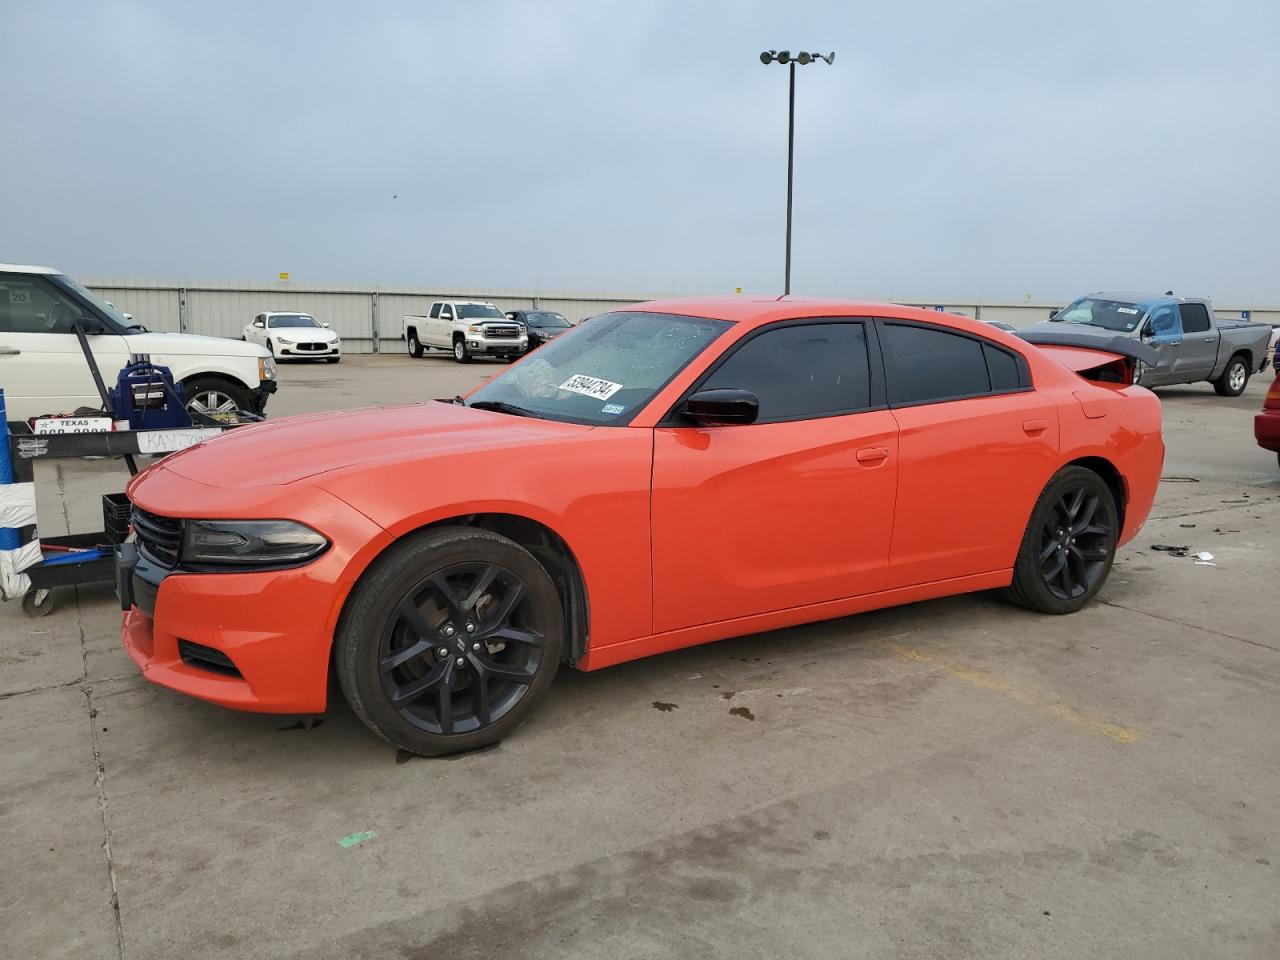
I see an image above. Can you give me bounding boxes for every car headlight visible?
[277,337,296,345]
[182,519,329,567]
[258,357,277,380]
[467,324,484,333]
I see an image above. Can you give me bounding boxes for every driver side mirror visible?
[321,321,331,328]
[253,320,265,328]
[1048,309,1060,321]
[681,388,759,426]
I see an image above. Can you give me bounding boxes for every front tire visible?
[1004,465,1118,614]
[1213,355,1250,397]
[453,338,471,363]
[335,527,564,756]
[182,377,254,423]
[407,331,424,358]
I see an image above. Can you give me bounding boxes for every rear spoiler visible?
[1015,330,1159,367]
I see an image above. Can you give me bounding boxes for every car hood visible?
[158,401,591,488]
[123,331,270,358]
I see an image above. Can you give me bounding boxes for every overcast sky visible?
[4,0,1278,301]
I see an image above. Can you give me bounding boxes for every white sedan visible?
[244,311,341,362]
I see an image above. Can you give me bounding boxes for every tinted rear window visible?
[882,323,991,405]
[983,343,1021,391]
[1179,303,1211,334]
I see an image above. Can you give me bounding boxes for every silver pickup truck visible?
[1026,292,1272,396]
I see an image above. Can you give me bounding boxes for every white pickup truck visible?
[0,263,277,421]
[403,300,527,363]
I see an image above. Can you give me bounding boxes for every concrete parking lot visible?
[3,354,1278,959]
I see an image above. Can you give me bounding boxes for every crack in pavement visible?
[1150,493,1277,522]
[1096,599,1280,654]
[74,585,126,960]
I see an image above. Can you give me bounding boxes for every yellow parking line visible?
[888,643,1142,744]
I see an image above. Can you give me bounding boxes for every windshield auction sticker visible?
[559,374,622,401]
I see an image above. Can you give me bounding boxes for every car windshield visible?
[269,314,321,328]
[1053,297,1145,332]
[49,274,140,330]
[457,304,506,320]
[526,312,571,328]
[465,311,730,425]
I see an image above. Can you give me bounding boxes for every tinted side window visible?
[983,343,1021,391]
[0,275,85,334]
[703,322,871,421]
[429,303,442,319]
[1179,303,1211,334]
[882,323,991,405]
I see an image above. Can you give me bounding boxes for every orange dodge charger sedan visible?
[118,297,1164,755]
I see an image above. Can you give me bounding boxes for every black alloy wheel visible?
[379,562,543,735]
[336,527,563,755]
[1038,485,1113,601]
[1006,465,1118,614]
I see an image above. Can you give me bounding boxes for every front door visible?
[651,319,899,633]
[1140,303,1182,386]
[0,273,130,419]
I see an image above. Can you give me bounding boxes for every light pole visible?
[759,50,835,295]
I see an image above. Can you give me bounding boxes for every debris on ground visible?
[1151,544,1191,556]
[1159,476,1199,483]
[337,831,376,848]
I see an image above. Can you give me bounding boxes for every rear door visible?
[1173,302,1218,381]
[0,273,130,419]
[651,319,899,632]
[878,320,1060,588]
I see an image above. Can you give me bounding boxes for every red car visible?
[1256,366,1280,467]
[118,298,1164,755]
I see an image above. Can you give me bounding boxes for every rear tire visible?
[1213,355,1250,396]
[1004,465,1118,614]
[336,527,563,756]
[407,331,424,358]
[453,338,471,363]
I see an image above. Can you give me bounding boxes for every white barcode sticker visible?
[559,374,622,401]
[1117,307,1139,315]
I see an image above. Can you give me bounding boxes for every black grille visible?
[297,342,326,351]
[178,640,241,677]
[484,324,520,339]
[133,507,182,567]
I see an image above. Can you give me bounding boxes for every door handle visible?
[0,346,20,355]
[856,446,889,464]
[1022,418,1048,436]
[1200,337,1214,342]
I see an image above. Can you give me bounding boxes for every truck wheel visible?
[335,527,564,756]
[407,330,424,358]
[183,377,254,423]
[453,338,472,363]
[1213,355,1250,397]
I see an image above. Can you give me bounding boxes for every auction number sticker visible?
[1117,307,1139,314]
[559,374,622,401]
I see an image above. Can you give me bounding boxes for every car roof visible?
[263,310,315,316]
[622,295,977,330]
[0,263,61,275]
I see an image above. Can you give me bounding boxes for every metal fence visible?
[84,278,1280,355]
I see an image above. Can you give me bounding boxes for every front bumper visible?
[1256,410,1280,453]
[115,488,391,714]
[277,342,340,357]
[254,379,277,414]
[466,338,527,355]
